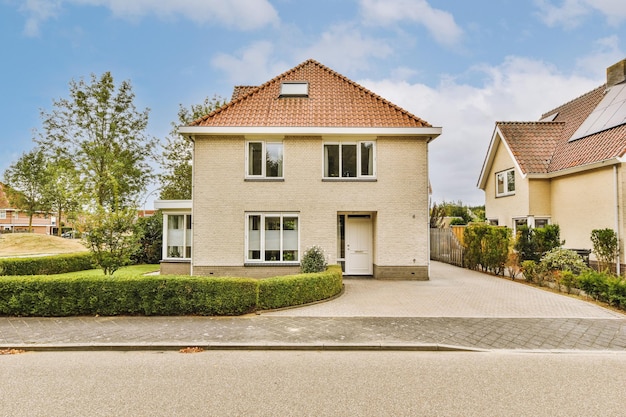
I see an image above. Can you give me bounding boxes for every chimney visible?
[607,59,626,87]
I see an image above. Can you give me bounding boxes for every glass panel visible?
[496,173,505,195]
[185,215,192,258]
[167,214,184,258]
[283,217,298,261]
[265,216,281,261]
[535,219,548,228]
[507,170,515,192]
[248,142,263,176]
[360,142,374,176]
[342,144,357,177]
[324,144,339,177]
[337,215,345,259]
[248,215,261,260]
[266,143,283,177]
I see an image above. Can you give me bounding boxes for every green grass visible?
[52,264,160,278]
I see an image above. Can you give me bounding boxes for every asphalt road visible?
[1,350,625,416]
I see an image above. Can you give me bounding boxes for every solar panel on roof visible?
[570,83,626,141]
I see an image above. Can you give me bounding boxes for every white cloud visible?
[20,0,62,37]
[535,0,626,28]
[19,0,279,36]
[575,36,624,78]
[211,41,290,86]
[360,57,601,205]
[359,0,463,47]
[295,24,393,73]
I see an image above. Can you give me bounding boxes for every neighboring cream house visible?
[0,182,56,235]
[478,58,626,271]
[156,59,442,279]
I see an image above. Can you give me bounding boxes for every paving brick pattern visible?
[0,262,624,352]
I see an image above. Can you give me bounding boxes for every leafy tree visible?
[36,72,156,211]
[82,207,139,276]
[429,202,445,228]
[159,95,226,200]
[41,159,82,236]
[3,148,49,232]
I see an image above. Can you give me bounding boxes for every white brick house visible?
[156,60,441,279]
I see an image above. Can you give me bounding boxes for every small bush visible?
[576,270,612,302]
[0,253,95,276]
[520,260,545,284]
[540,247,588,275]
[590,228,618,272]
[300,246,328,273]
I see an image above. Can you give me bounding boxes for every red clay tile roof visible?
[230,86,257,102]
[498,84,626,174]
[190,59,432,128]
[496,122,563,174]
[0,183,12,209]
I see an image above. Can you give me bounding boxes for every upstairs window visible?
[496,168,515,197]
[247,141,283,178]
[324,141,375,179]
[0,210,5,219]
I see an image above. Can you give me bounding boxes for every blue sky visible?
[1,0,625,206]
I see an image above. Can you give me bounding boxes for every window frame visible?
[0,210,5,220]
[163,212,192,260]
[323,140,376,179]
[245,140,284,179]
[495,168,515,197]
[245,212,300,264]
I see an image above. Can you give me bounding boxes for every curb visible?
[0,343,484,353]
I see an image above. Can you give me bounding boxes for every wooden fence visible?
[430,227,465,267]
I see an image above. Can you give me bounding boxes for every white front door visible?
[345,215,373,275]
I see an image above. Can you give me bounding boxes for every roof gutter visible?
[526,157,621,179]
[178,126,442,138]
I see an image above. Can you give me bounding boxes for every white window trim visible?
[163,212,192,260]
[245,140,284,179]
[245,212,300,264]
[496,168,515,197]
[322,140,377,179]
[0,210,5,220]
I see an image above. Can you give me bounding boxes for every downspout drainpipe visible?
[615,165,621,276]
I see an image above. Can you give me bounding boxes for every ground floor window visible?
[246,213,299,263]
[165,213,192,259]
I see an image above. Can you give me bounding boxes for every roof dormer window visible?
[280,81,308,97]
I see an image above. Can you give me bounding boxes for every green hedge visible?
[0,253,95,276]
[0,265,343,317]
[258,265,343,310]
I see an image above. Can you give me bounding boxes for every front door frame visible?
[344,214,373,275]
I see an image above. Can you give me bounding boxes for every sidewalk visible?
[1,262,625,352]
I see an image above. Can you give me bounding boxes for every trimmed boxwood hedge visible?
[0,253,95,276]
[258,265,343,310]
[0,265,343,317]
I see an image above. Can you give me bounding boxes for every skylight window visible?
[280,81,308,97]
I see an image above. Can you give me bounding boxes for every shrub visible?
[0,266,344,316]
[132,212,163,265]
[0,253,95,276]
[258,265,343,310]
[590,228,619,272]
[300,246,328,273]
[540,247,588,275]
[576,270,612,302]
[481,226,511,275]
[520,260,547,284]
[463,223,490,270]
[462,224,510,274]
[514,225,538,262]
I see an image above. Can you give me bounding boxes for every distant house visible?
[478,58,626,271]
[156,59,442,279]
[0,182,56,235]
